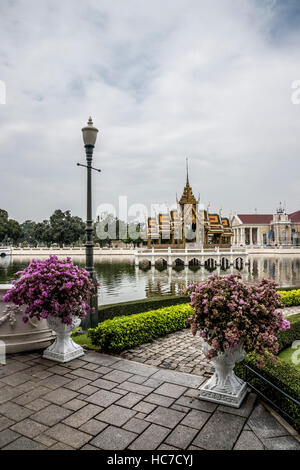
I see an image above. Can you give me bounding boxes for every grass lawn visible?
[72,332,101,351]
[279,345,300,371]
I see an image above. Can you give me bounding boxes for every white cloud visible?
[0,0,300,222]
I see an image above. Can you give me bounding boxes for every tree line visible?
[0,209,145,247]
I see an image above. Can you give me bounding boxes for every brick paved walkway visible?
[0,351,299,450]
[119,306,300,376]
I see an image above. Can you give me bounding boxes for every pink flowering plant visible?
[3,256,97,325]
[185,273,290,367]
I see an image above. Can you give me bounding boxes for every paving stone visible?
[165,424,198,449]
[64,359,87,369]
[85,389,122,407]
[262,435,300,450]
[0,362,27,377]
[218,393,257,418]
[188,445,203,450]
[158,444,179,450]
[0,429,20,448]
[94,366,113,375]
[39,375,72,390]
[79,419,108,436]
[143,378,164,388]
[151,369,204,388]
[113,360,158,377]
[116,392,144,409]
[63,404,103,428]
[144,393,175,407]
[82,363,100,371]
[80,443,99,450]
[12,386,52,406]
[92,378,117,390]
[118,381,154,396]
[103,369,134,383]
[248,403,289,439]
[192,411,245,450]
[82,353,118,367]
[2,436,46,450]
[123,417,151,434]
[95,404,136,426]
[0,401,33,422]
[64,378,91,391]
[49,442,74,450]
[15,381,37,393]
[112,387,129,396]
[46,423,92,449]
[155,383,187,399]
[127,375,147,384]
[145,406,185,429]
[233,431,265,450]
[1,372,32,387]
[181,409,211,430]
[71,368,100,381]
[175,396,218,412]
[43,388,78,405]
[10,418,48,438]
[133,402,157,414]
[90,425,137,450]
[128,423,170,450]
[34,433,57,447]
[31,370,54,380]
[171,404,191,413]
[0,415,15,431]
[63,398,87,411]
[136,412,147,419]
[47,365,69,376]
[76,385,98,396]
[0,386,24,404]
[31,404,72,426]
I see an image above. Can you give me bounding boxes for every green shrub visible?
[98,295,190,321]
[235,315,300,432]
[89,304,193,352]
[278,290,300,307]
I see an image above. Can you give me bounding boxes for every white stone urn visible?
[199,339,247,408]
[43,315,84,363]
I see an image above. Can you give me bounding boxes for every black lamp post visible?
[80,117,99,330]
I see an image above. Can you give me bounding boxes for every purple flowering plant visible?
[3,256,98,325]
[184,273,290,367]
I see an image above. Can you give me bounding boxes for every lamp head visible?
[82,117,99,146]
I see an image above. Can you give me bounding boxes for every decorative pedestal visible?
[0,285,56,354]
[199,340,247,408]
[43,315,84,363]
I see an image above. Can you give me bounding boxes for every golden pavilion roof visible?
[178,159,199,206]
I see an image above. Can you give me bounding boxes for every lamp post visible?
[81,117,99,330]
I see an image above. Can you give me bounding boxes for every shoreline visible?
[4,246,300,256]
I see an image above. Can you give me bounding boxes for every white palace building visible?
[231,204,300,247]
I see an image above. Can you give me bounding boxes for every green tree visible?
[49,210,85,247]
[21,220,37,246]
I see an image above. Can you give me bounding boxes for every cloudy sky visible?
[1,0,300,223]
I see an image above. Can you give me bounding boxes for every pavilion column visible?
[250,227,253,246]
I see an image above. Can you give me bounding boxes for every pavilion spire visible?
[186,157,189,185]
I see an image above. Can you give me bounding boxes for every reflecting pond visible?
[0,255,299,305]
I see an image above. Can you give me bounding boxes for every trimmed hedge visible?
[98,295,189,321]
[96,289,300,323]
[235,314,300,432]
[89,304,192,352]
[278,290,300,307]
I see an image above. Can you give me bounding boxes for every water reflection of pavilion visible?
[139,255,300,297]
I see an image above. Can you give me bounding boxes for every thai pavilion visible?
[146,164,233,249]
